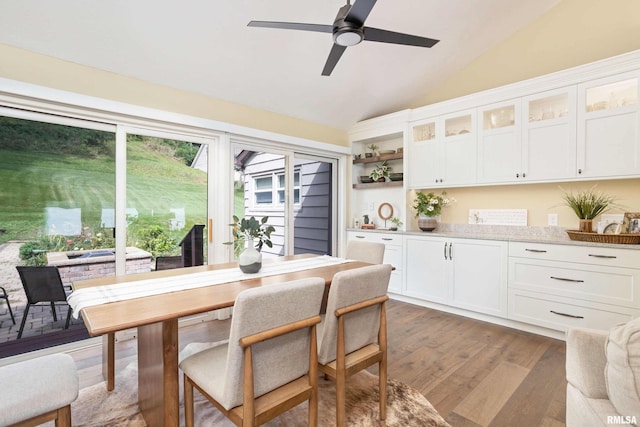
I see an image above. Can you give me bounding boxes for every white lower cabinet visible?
[405,235,508,318]
[508,241,640,332]
[346,231,403,294]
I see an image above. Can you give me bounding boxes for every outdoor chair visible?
[316,264,392,427]
[345,240,385,264]
[155,255,183,271]
[1,286,16,324]
[15,266,72,339]
[179,277,326,427]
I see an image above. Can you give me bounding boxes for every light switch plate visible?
[548,213,558,226]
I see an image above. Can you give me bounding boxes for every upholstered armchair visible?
[566,318,640,426]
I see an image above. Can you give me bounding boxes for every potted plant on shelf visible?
[561,187,618,233]
[365,143,378,158]
[369,160,391,182]
[412,191,451,232]
[389,217,403,231]
[224,215,275,273]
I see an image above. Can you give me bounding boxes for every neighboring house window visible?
[253,170,300,206]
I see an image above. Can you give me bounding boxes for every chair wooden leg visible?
[55,405,72,427]
[336,374,346,427]
[184,375,194,427]
[379,360,387,420]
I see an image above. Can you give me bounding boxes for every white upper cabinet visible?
[477,99,522,184]
[576,72,640,179]
[521,87,577,182]
[408,109,476,188]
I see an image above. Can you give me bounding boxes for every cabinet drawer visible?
[509,258,640,308]
[348,232,403,246]
[509,241,640,268]
[509,290,636,332]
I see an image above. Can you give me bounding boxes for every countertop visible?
[347,224,640,250]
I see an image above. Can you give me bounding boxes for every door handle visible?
[443,242,448,260]
[525,249,547,253]
[448,242,452,260]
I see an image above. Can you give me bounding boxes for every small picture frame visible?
[622,212,640,234]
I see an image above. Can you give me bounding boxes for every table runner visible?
[68,255,350,318]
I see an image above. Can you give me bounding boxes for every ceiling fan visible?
[248,0,440,76]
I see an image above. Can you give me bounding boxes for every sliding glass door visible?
[125,130,212,271]
[231,144,336,258]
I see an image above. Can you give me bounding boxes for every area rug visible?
[54,362,450,426]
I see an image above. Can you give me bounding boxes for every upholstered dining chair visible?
[316,263,392,427]
[179,277,326,427]
[15,266,72,339]
[0,285,15,324]
[345,240,385,264]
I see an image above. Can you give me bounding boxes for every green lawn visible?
[0,145,208,246]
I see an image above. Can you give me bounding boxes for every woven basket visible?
[566,230,640,244]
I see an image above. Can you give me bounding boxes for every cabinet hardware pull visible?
[382,238,393,241]
[578,168,583,174]
[443,242,448,260]
[550,276,584,283]
[522,172,526,178]
[355,235,365,239]
[448,242,452,260]
[550,310,584,319]
[516,173,520,178]
[588,254,617,259]
[525,249,547,253]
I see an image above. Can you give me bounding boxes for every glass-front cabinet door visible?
[521,87,577,182]
[577,72,640,178]
[408,119,439,188]
[477,99,522,184]
[441,110,476,186]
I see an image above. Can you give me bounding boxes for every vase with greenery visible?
[561,187,618,233]
[224,215,275,273]
[369,160,391,182]
[389,217,403,231]
[365,143,378,158]
[412,191,451,231]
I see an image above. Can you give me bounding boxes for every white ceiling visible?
[0,0,560,130]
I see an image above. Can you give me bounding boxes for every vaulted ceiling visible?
[0,0,561,130]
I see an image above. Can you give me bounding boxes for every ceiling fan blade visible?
[322,44,347,76]
[248,21,333,33]
[345,0,377,26]
[363,27,439,48]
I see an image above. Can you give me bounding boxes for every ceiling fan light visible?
[334,28,363,46]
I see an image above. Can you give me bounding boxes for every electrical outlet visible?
[548,213,558,226]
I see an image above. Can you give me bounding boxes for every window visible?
[253,170,300,206]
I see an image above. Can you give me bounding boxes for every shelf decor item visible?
[369,160,391,182]
[560,186,618,233]
[224,215,275,273]
[412,191,451,232]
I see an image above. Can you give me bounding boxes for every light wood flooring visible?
[68,299,567,427]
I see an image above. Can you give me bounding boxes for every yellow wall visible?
[417,0,640,106]
[0,44,348,146]
[408,179,640,229]
[409,0,640,228]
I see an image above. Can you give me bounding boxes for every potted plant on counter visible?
[561,187,618,233]
[224,215,275,273]
[412,191,452,232]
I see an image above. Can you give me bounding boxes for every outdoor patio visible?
[0,242,85,344]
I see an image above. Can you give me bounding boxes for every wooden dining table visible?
[72,254,370,427]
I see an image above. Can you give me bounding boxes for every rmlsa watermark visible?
[607,415,638,425]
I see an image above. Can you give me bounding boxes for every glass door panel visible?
[126,133,208,270]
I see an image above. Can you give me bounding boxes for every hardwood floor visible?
[67,299,567,426]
